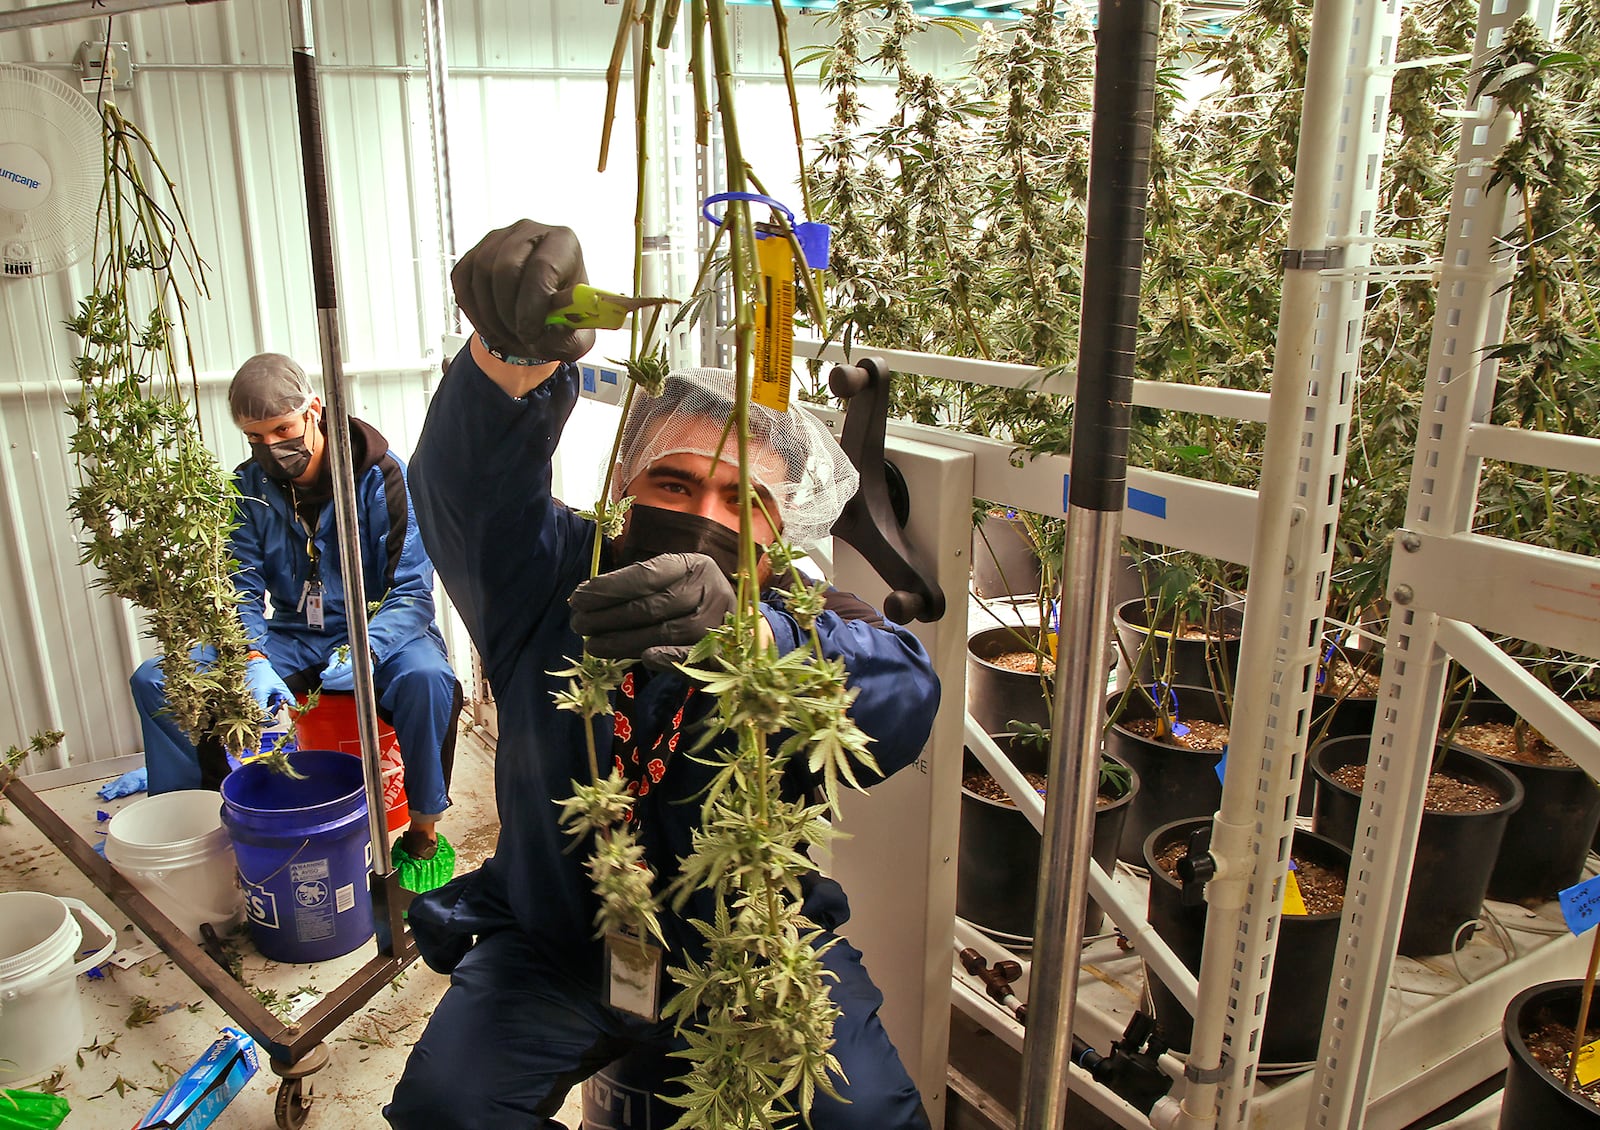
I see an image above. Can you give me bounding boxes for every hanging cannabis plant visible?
[66,101,262,758]
[552,2,878,1125]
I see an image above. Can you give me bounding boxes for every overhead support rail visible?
[0,0,220,33]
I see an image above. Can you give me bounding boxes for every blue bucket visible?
[220,749,375,963]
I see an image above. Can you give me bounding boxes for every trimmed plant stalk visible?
[1017,0,1160,1121]
[287,0,390,876]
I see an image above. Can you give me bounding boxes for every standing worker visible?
[384,220,940,1128]
[130,353,462,893]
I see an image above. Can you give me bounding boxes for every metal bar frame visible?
[1304,0,1571,1122]
[0,768,416,1066]
[0,0,221,34]
[1179,0,1406,1119]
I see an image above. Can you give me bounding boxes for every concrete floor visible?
[0,727,588,1129]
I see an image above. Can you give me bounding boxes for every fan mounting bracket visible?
[75,41,133,92]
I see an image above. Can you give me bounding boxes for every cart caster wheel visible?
[275,1077,312,1129]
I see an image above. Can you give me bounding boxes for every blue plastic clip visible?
[701,191,831,271]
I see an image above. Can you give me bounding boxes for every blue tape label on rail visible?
[1559,875,1600,935]
[1060,474,1168,519]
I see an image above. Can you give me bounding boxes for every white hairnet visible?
[611,368,859,547]
[228,353,315,425]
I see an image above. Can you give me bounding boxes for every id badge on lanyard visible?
[604,928,664,1020]
[294,506,325,630]
[298,580,325,630]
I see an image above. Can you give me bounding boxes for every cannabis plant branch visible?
[67,102,261,758]
[553,2,884,1124]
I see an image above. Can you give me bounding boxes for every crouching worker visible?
[129,353,463,892]
[385,220,940,1130]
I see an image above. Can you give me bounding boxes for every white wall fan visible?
[0,63,101,279]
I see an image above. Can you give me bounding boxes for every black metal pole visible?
[287,2,410,960]
[1017,0,1162,1123]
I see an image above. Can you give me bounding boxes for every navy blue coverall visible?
[386,352,940,1129]
[132,419,457,816]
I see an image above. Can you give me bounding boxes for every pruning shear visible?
[546,284,678,330]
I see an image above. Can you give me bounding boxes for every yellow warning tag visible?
[753,230,794,413]
[1577,1039,1600,1087]
[1283,867,1308,916]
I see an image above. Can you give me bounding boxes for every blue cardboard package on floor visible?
[133,1027,258,1130]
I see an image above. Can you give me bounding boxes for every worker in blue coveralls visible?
[129,353,462,885]
[384,220,940,1129]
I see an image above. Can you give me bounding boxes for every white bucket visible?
[0,892,116,1087]
[106,790,245,940]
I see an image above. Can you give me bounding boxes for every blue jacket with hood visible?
[232,417,445,668]
[404,352,939,983]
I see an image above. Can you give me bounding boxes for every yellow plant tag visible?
[1576,1038,1600,1087]
[1283,867,1308,916]
[753,230,794,412]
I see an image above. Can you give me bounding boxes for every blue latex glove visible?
[320,650,356,692]
[97,766,148,800]
[245,657,293,714]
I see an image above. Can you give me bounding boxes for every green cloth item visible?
[393,832,455,894]
[0,1089,70,1130]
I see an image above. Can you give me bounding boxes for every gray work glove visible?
[452,219,595,363]
[569,553,738,671]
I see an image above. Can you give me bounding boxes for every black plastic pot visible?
[1311,736,1523,956]
[1436,701,1600,905]
[1500,980,1600,1128]
[1105,684,1229,863]
[957,745,1138,944]
[1113,599,1243,691]
[968,626,1055,740]
[972,513,1042,599]
[1143,819,1350,1065]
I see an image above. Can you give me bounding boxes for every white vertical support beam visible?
[1182,0,1405,1118]
[1303,0,1561,1124]
[828,433,973,1130]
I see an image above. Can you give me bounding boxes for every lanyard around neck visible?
[287,483,322,578]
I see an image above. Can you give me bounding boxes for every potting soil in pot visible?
[1522,1013,1600,1107]
[1121,717,1230,751]
[1142,821,1350,1065]
[1152,845,1347,916]
[1329,763,1504,812]
[985,650,1055,676]
[1451,721,1574,767]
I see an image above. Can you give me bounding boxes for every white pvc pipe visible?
[1173,0,1360,1120]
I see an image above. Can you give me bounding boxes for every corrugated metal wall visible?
[0,0,965,774]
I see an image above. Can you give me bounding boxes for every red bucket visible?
[291,693,408,834]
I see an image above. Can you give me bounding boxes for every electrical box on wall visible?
[75,41,133,92]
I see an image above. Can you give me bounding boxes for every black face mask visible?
[252,416,315,482]
[617,505,744,579]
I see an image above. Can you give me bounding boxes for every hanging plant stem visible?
[66,101,260,758]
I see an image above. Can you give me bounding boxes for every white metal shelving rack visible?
[788,0,1599,1117]
[1305,0,1600,1125]
[527,0,1596,1123]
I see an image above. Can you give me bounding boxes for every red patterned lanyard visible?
[610,669,696,820]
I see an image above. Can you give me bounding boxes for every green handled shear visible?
[546,283,678,330]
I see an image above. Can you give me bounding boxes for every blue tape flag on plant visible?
[1559,875,1600,936]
